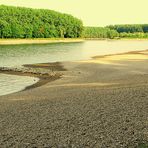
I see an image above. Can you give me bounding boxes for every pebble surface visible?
[0,55,148,147]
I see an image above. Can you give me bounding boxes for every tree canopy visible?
[0,5,83,38]
[107,24,148,33]
[83,27,119,39]
[1,5,148,39]
[107,24,148,38]
[84,25,148,39]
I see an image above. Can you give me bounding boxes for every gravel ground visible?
[0,53,148,147]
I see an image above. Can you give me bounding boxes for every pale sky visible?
[0,0,148,26]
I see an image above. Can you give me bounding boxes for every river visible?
[0,40,148,96]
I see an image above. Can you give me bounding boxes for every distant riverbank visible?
[0,38,84,45]
[1,38,148,45]
[84,38,148,41]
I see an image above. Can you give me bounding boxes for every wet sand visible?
[0,62,65,91]
[0,51,148,147]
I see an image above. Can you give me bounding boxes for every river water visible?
[0,40,148,96]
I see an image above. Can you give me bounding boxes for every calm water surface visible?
[0,74,39,96]
[0,40,148,96]
[1,40,148,67]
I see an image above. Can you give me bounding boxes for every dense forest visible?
[84,25,148,39]
[107,24,148,38]
[0,5,83,38]
[107,24,148,33]
[1,5,148,39]
[83,27,119,39]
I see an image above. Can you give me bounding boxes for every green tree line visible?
[84,25,148,39]
[107,24,148,33]
[1,5,148,39]
[106,24,148,38]
[0,5,83,38]
[83,27,119,39]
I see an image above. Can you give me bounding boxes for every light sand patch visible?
[45,82,117,88]
[81,53,148,65]
[81,60,124,65]
[0,38,84,45]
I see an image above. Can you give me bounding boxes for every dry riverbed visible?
[0,51,148,147]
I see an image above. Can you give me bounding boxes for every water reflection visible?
[0,40,148,67]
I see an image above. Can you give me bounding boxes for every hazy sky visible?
[0,0,148,26]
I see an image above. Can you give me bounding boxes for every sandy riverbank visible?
[0,38,84,45]
[1,38,148,45]
[0,51,148,147]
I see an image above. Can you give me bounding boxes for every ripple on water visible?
[0,74,39,96]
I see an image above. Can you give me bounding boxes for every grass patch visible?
[137,143,148,148]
